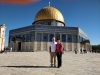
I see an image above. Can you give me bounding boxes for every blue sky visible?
[0,0,100,46]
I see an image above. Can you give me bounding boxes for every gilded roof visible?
[34,6,64,23]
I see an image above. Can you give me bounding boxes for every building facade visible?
[9,4,91,52]
[0,24,6,51]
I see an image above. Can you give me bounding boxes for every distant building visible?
[9,3,91,52]
[0,24,6,51]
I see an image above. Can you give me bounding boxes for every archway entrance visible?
[18,42,21,51]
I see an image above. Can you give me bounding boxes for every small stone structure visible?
[0,24,6,51]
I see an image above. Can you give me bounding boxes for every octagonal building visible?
[9,4,91,52]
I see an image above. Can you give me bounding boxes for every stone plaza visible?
[0,52,100,75]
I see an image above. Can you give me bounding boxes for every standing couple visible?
[49,37,63,68]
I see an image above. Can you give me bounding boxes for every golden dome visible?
[34,6,64,23]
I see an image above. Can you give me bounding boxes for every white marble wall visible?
[21,42,34,52]
[9,41,92,52]
[36,42,40,51]
[43,42,47,51]
[77,43,80,53]
[61,43,78,52]
[62,43,66,51]
[30,42,34,51]
[36,42,49,51]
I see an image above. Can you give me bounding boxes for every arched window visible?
[37,33,41,41]
[43,34,48,42]
[68,34,72,42]
[12,37,16,41]
[48,21,51,25]
[22,34,26,42]
[79,36,83,42]
[30,36,34,42]
[26,34,30,42]
[56,34,60,41]
[30,31,35,42]
[73,35,77,43]
[68,36,71,40]
[49,34,54,42]
[62,34,66,42]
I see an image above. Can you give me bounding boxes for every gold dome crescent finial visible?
[49,2,50,7]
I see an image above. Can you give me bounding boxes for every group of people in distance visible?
[49,37,64,68]
[0,47,12,54]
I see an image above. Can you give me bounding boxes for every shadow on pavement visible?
[1,65,57,68]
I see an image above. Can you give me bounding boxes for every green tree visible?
[92,45,100,50]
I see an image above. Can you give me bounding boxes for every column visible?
[77,34,80,53]
[47,34,50,51]
[60,34,64,50]
[30,33,34,52]
[33,31,37,51]
[41,33,43,51]
[28,34,31,51]
[54,33,56,39]
[25,34,27,51]
[48,34,50,42]
[24,42,26,52]
[21,42,23,52]
[28,42,30,51]
[84,43,85,50]
[65,34,68,51]
[60,34,62,41]
[81,44,83,51]
[12,42,14,51]
[72,34,74,51]
[15,42,17,51]
[85,43,87,51]
[13,42,15,51]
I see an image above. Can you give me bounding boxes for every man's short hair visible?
[52,37,55,40]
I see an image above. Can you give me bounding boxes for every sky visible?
[0,0,100,46]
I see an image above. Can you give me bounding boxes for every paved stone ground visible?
[0,52,100,75]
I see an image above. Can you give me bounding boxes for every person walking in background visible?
[80,49,82,54]
[49,37,57,67]
[4,47,7,53]
[74,48,77,54]
[55,39,63,68]
[10,47,12,52]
